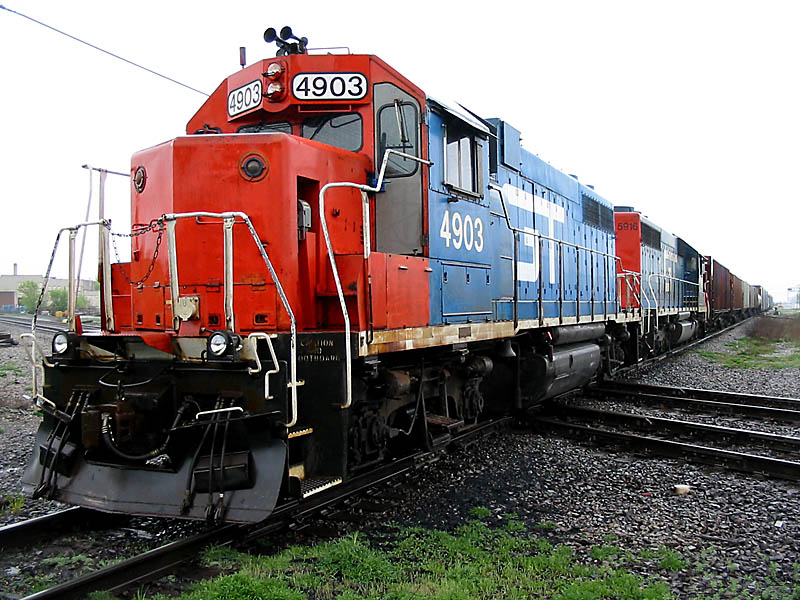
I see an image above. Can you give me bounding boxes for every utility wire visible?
[0,4,209,96]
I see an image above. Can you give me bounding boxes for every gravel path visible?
[2,318,799,599]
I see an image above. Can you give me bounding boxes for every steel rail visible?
[594,380,800,411]
[0,315,100,335]
[548,404,800,454]
[20,416,511,600]
[0,507,108,551]
[587,388,800,422]
[533,416,800,481]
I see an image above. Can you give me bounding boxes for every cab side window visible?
[377,101,419,177]
[444,122,483,196]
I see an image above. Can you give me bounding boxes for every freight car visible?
[20,29,770,523]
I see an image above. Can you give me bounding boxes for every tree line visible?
[16,280,89,313]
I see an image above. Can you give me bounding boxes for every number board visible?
[228,79,263,117]
[292,73,367,101]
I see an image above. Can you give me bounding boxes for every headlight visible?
[52,332,70,355]
[207,331,241,359]
[208,332,230,357]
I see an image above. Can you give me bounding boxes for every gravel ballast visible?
[1,318,798,598]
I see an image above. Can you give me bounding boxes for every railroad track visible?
[589,381,800,422]
[0,314,100,335]
[611,317,752,378]
[9,416,510,600]
[0,507,120,551]
[535,386,800,482]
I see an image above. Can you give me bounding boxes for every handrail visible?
[647,273,700,313]
[195,406,245,419]
[318,149,432,410]
[616,270,642,312]
[28,219,108,410]
[162,211,303,428]
[644,272,701,335]
[247,332,282,411]
[37,220,110,338]
[490,183,629,326]
[20,332,54,409]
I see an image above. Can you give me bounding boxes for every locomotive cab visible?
[21,37,439,523]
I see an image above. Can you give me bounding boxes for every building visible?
[0,263,101,312]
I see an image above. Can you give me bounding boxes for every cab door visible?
[373,82,424,255]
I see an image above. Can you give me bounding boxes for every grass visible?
[638,547,687,572]
[40,554,95,569]
[0,363,23,378]
[1,494,25,514]
[697,336,800,370]
[697,316,800,370]
[132,513,677,600]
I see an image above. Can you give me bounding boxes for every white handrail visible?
[20,333,54,409]
[491,182,632,322]
[318,149,432,410]
[645,272,701,335]
[37,220,110,339]
[163,211,304,428]
[247,332,283,412]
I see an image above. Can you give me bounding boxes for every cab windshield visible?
[301,114,362,152]
[235,113,363,153]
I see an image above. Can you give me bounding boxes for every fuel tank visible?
[527,342,601,403]
[667,319,698,346]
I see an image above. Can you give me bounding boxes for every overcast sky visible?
[1,1,797,301]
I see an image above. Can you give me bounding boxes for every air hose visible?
[101,404,187,462]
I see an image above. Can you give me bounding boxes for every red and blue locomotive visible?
[22,29,770,523]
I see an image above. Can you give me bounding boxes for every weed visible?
[0,363,23,378]
[97,557,125,569]
[590,544,623,563]
[200,545,249,570]
[504,518,526,533]
[315,532,397,582]
[165,520,673,600]
[638,546,686,571]
[86,592,120,600]
[2,494,25,514]
[27,575,56,593]
[468,505,491,518]
[181,572,303,600]
[657,548,686,571]
[537,520,557,530]
[697,335,800,369]
[41,554,94,569]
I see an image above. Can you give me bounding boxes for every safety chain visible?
[110,218,165,287]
